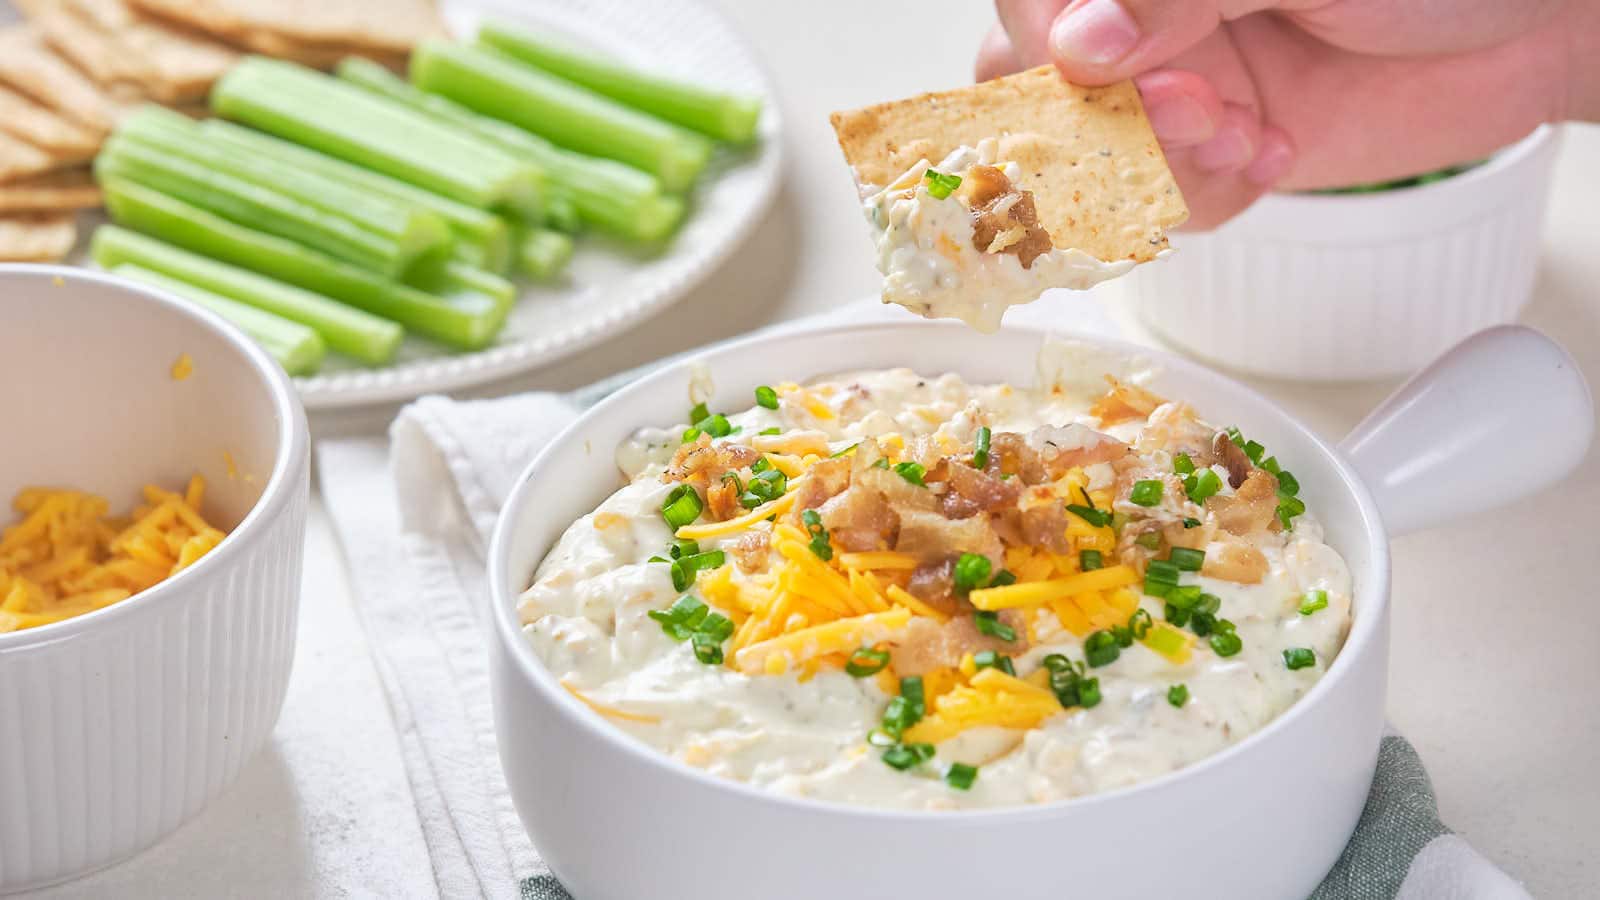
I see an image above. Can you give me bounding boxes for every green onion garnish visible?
[1134,532,1162,551]
[1066,504,1112,528]
[758,427,781,436]
[1173,453,1195,475]
[946,763,978,790]
[695,413,733,437]
[1244,440,1266,465]
[988,569,1017,587]
[973,611,1016,642]
[972,426,991,469]
[1195,592,1221,616]
[739,468,788,508]
[923,168,962,199]
[900,675,926,716]
[681,427,702,443]
[660,484,703,528]
[1128,608,1152,639]
[1146,559,1181,585]
[1283,647,1316,670]
[1084,629,1121,667]
[845,646,890,677]
[1277,493,1307,530]
[1209,627,1242,658]
[1182,517,1201,529]
[1276,470,1301,496]
[692,629,726,664]
[800,508,833,561]
[688,402,709,425]
[1130,479,1164,507]
[1079,549,1103,571]
[1168,684,1189,707]
[953,553,992,593]
[1111,624,1134,648]
[1077,677,1102,708]
[668,539,700,559]
[882,742,935,771]
[670,549,726,591]
[1168,547,1205,572]
[754,385,778,409]
[1164,603,1191,627]
[1042,653,1076,674]
[1185,469,1222,503]
[972,650,1015,676]
[648,594,708,640]
[750,456,772,474]
[1298,590,1328,616]
[893,461,926,486]
[1189,612,1217,636]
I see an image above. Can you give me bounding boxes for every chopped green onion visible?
[1146,560,1181,586]
[988,570,1017,587]
[845,647,890,677]
[953,553,992,593]
[758,427,782,436]
[694,413,733,438]
[1164,603,1191,627]
[1277,493,1307,530]
[1168,547,1205,572]
[972,650,1015,676]
[660,484,703,528]
[699,613,734,642]
[1042,654,1077,674]
[1209,629,1243,657]
[946,763,978,790]
[923,168,962,199]
[1195,593,1221,616]
[668,539,700,560]
[1284,647,1316,670]
[900,676,927,717]
[1189,612,1217,637]
[1130,479,1164,507]
[669,549,726,591]
[893,461,927,486]
[1066,504,1112,528]
[1277,470,1301,497]
[1173,453,1195,475]
[831,442,861,458]
[688,402,709,424]
[1244,440,1266,465]
[739,468,788,508]
[1084,630,1121,667]
[648,594,708,640]
[1167,684,1189,708]
[882,742,935,771]
[1079,549,1103,571]
[681,427,702,443]
[973,611,1016,642]
[1182,517,1201,529]
[1077,677,1102,708]
[754,385,778,409]
[1128,608,1152,639]
[750,456,772,474]
[1186,469,1222,503]
[801,508,833,561]
[1111,625,1134,648]
[691,632,724,664]
[1135,532,1162,551]
[972,426,992,469]
[1299,590,1329,616]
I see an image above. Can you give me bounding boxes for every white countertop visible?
[24,1,1598,897]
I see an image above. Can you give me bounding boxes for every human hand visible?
[978,0,1598,228]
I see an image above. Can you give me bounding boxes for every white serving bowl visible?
[1124,126,1561,381]
[0,265,309,892]
[487,319,1590,900]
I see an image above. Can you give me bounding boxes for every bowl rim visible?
[0,264,309,651]
[487,318,1392,822]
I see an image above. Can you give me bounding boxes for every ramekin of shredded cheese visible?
[0,265,310,891]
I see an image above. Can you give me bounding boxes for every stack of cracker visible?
[0,0,443,262]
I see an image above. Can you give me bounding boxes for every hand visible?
[978,0,1598,228]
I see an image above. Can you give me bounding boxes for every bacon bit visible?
[817,485,898,552]
[906,559,960,615]
[893,508,1004,568]
[1089,376,1165,426]
[960,165,1053,269]
[1213,432,1255,489]
[889,612,1028,676]
[939,462,1020,519]
[662,435,761,488]
[1209,470,1280,536]
[794,456,851,511]
[1024,424,1129,479]
[705,476,742,522]
[1202,540,1268,584]
[730,531,771,574]
[1136,402,1218,460]
[1018,488,1071,553]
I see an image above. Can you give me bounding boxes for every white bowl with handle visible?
[0,265,309,893]
[486,319,1589,900]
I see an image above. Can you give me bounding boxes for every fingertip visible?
[1047,0,1141,84]
[1191,104,1261,174]
[1134,70,1224,147]
[1246,126,1296,186]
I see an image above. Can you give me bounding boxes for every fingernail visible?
[1192,124,1255,173]
[1050,0,1141,67]
[1143,93,1215,146]
[1246,133,1295,185]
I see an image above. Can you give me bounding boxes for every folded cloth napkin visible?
[317,299,1529,900]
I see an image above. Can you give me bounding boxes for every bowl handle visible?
[1336,326,1593,536]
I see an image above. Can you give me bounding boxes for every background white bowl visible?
[1125,126,1561,381]
[0,266,309,893]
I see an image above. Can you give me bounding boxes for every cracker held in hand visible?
[830,66,1188,332]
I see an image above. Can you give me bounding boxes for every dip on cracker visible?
[831,66,1188,331]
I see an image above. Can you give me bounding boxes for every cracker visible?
[0,213,77,262]
[0,129,65,182]
[12,0,157,91]
[128,0,442,55]
[0,168,101,212]
[0,26,117,133]
[0,83,100,161]
[830,65,1187,263]
[62,0,238,103]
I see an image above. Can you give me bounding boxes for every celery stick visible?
[543,194,581,233]
[411,41,712,193]
[97,136,415,278]
[518,228,573,280]
[198,119,512,272]
[406,259,515,307]
[91,225,402,365]
[119,106,452,271]
[479,21,762,144]
[213,57,542,214]
[102,180,510,351]
[338,58,684,242]
[109,263,325,376]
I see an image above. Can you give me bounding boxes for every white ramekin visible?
[1124,126,1562,381]
[0,265,309,893]
[487,320,1589,900]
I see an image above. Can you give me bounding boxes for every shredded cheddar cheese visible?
[733,607,911,675]
[968,565,1139,610]
[0,476,226,633]
[675,490,798,540]
[170,352,194,381]
[560,680,660,723]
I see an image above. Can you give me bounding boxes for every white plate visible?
[291,0,783,408]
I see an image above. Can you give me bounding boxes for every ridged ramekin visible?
[1125,126,1561,381]
[0,265,309,893]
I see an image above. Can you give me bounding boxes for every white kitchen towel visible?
[317,298,1528,900]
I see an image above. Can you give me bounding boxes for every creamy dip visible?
[859,140,1135,333]
[520,353,1352,811]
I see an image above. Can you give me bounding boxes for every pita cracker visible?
[0,130,65,182]
[0,168,101,212]
[830,65,1187,263]
[61,0,238,103]
[13,0,157,91]
[0,27,117,133]
[0,83,101,160]
[128,0,442,55]
[0,213,77,262]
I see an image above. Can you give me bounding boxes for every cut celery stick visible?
[97,136,416,278]
[212,57,542,214]
[338,58,684,242]
[542,194,581,233]
[92,225,402,365]
[478,21,762,144]
[410,41,711,193]
[110,263,325,375]
[518,228,573,280]
[102,179,510,351]
[197,118,512,272]
[406,259,515,306]
[118,106,452,272]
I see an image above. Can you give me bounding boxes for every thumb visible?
[1047,0,1284,84]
